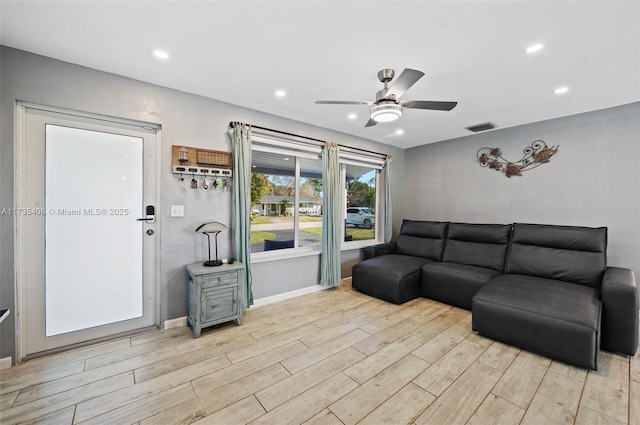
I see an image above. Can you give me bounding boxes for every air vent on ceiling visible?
[466,122,497,133]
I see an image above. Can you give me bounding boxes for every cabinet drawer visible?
[203,287,238,322]
[200,271,238,289]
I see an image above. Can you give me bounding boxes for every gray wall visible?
[4,45,636,364]
[405,102,640,276]
[0,47,406,362]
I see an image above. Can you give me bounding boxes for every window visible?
[342,163,379,243]
[250,137,323,254]
[249,131,385,256]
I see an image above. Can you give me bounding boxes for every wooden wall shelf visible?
[172,145,233,177]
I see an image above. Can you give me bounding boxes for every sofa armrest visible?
[601,267,638,355]
[363,243,396,260]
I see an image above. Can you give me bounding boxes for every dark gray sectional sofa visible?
[352,220,638,370]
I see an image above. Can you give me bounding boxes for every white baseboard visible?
[0,357,12,370]
[253,284,327,308]
[163,316,187,330]
[162,285,332,326]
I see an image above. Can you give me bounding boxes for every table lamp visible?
[195,221,227,266]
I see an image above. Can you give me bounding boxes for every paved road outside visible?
[251,216,322,232]
[251,216,322,252]
[250,216,371,252]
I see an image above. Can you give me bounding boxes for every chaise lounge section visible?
[471,223,608,370]
[351,220,638,369]
[352,220,447,304]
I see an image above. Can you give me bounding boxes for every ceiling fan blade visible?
[364,118,377,127]
[385,68,425,99]
[400,100,458,111]
[315,100,374,105]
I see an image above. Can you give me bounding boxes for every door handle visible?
[137,205,155,223]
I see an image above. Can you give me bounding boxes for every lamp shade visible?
[195,221,227,233]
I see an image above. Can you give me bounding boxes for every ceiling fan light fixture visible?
[370,104,403,123]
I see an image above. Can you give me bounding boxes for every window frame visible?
[249,132,386,261]
[250,139,323,260]
[340,163,383,250]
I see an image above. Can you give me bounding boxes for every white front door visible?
[17,105,159,359]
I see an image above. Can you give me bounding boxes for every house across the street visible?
[253,195,320,216]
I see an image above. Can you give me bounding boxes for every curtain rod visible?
[229,121,389,158]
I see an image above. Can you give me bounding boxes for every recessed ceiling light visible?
[525,43,544,53]
[275,90,286,97]
[283,157,290,161]
[348,113,357,120]
[153,50,169,60]
[395,129,404,135]
[554,86,569,95]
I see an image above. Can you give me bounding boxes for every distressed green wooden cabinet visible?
[186,262,245,338]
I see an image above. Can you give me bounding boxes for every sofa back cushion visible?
[506,223,607,287]
[395,220,448,261]
[443,223,512,272]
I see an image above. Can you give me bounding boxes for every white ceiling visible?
[1,1,639,149]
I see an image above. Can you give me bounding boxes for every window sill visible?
[251,247,320,264]
[341,240,381,251]
[250,239,381,264]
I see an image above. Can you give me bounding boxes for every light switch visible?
[170,205,184,217]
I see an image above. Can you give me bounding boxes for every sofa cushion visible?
[395,220,448,261]
[506,223,607,287]
[472,274,601,369]
[443,223,511,272]
[352,254,432,304]
[421,262,503,310]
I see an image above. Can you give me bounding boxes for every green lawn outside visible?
[299,216,323,222]
[251,216,321,224]
[300,227,374,241]
[346,228,376,241]
[250,231,277,244]
[299,228,321,236]
[249,219,374,245]
[251,216,273,225]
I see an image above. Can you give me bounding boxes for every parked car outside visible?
[346,207,375,229]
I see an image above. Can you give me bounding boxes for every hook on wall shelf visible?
[173,165,232,177]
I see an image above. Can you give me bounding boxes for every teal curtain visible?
[229,124,253,307]
[384,156,393,243]
[320,143,341,287]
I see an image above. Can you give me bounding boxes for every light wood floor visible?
[1,278,639,425]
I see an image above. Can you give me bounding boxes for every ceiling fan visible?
[315,68,458,127]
